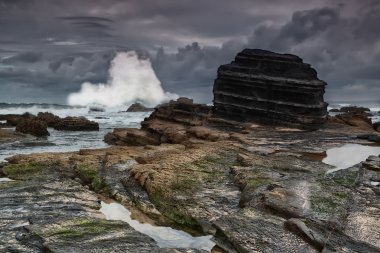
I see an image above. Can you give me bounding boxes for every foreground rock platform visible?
[3,111,380,252]
[213,49,328,129]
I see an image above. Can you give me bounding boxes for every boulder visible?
[89,106,105,112]
[37,112,61,127]
[340,106,370,114]
[335,112,373,130]
[373,121,380,132]
[213,49,328,129]
[125,103,153,112]
[357,134,380,143]
[104,128,160,146]
[54,117,99,131]
[363,155,380,171]
[15,118,49,137]
[105,98,213,146]
[3,113,34,126]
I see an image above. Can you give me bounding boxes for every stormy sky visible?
[0,0,379,104]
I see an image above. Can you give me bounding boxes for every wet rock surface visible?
[15,118,50,137]
[125,102,154,112]
[0,112,99,134]
[105,98,217,146]
[0,167,160,252]
[54,116,99,131]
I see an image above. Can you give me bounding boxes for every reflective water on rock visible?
[0,177,14,182]
[100,201,215,251]
[323,144,380,173]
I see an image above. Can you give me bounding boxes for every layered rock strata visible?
[104,98,228,146]
[213,49,328,129]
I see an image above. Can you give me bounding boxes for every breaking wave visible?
[67,51,178,107]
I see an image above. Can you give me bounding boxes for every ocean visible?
[0,102,379,162]
[0,103,151,161]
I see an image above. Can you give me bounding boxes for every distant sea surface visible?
[0,102,379,162]
[0,103,151,161]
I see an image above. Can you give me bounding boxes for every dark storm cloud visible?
[0,0,378,103]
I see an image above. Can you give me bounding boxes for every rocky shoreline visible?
[1,49,380,253]
[1,99,380,252]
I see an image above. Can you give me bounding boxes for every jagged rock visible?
[15,118,49,137]
[37,112,61,127]
[89,106,105,112]
[335,112,373,130]
[104,128,160,146]
[363,155,380,171]
[149,97,212,126]
[340,106,370,114]
[54,117,99,131]
[357,134,380,143]
[105,98,213,146]
[213,49,328,129]
[373,121,380,132]
[285,218,380,253]
[1,113,34,126]
[125,103,153,112]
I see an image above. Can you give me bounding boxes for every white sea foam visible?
[67,51,178,107]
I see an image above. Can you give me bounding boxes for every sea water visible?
[328,102,380,123]
[0,103,151,161]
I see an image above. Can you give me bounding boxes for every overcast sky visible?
[0,0,379,104]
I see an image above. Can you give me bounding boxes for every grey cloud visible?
[2,52,42,63]
[0,0,378,104]
[57,16,114,23]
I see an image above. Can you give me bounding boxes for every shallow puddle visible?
[0,177,14,182]
[100,201,215,251]
[323,144,380,173]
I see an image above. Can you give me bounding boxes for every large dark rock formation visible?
[213,49,328,129]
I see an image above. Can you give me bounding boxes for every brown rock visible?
[37,112,61,127]
[105,98,213,146]
[54,117,99,131]
[187,126,229,142]
[4,113,34,126]
[335,112,373,130]
[15,118,49,137]
[125,103,153,112]
[340,106,370,114]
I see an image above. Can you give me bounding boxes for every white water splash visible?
[67,51,178,107]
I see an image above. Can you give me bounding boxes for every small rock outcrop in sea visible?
[89,106,105,112]
[37,112,61,127]
[15,118,50,137]
[104,98,227,145]
[213,49,328,129]
[125,102,153,112]
[373,121,380,132]
[0,113,100,132]
[340,106,370,114]
[54,117,99,131]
